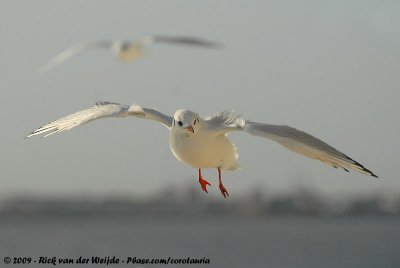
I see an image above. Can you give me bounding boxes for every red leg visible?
[218,168,229,198]
[198,169,211,193]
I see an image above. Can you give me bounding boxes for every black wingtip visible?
[344,155,379,178]
[358,164,379,178]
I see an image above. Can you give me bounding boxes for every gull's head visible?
[112,41,144,62]
[173,109,201,135]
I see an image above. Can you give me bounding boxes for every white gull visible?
[26,102,378,197]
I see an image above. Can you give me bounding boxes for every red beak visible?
[185,125,194,133]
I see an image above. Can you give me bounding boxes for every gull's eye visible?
[178,121,183,126]
[193,120,196,125]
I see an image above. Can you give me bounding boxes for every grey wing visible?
[152,35,223,48]
[245,121,378,177]
[39,41,113,73]
[26,102,172,138]
[206,112,377,177]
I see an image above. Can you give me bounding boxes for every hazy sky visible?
[1,0,399,198]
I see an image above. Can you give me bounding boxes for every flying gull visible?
[26,102,378,197]
[39,35,222,73]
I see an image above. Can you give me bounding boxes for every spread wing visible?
[26,101,172,138]
[206,111,378,177]
[39,41,113,73]
[151,35,223,48]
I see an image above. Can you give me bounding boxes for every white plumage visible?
[26,102,378,197]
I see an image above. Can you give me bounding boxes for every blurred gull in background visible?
[26,101,378,198]
[39,35,223,73]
